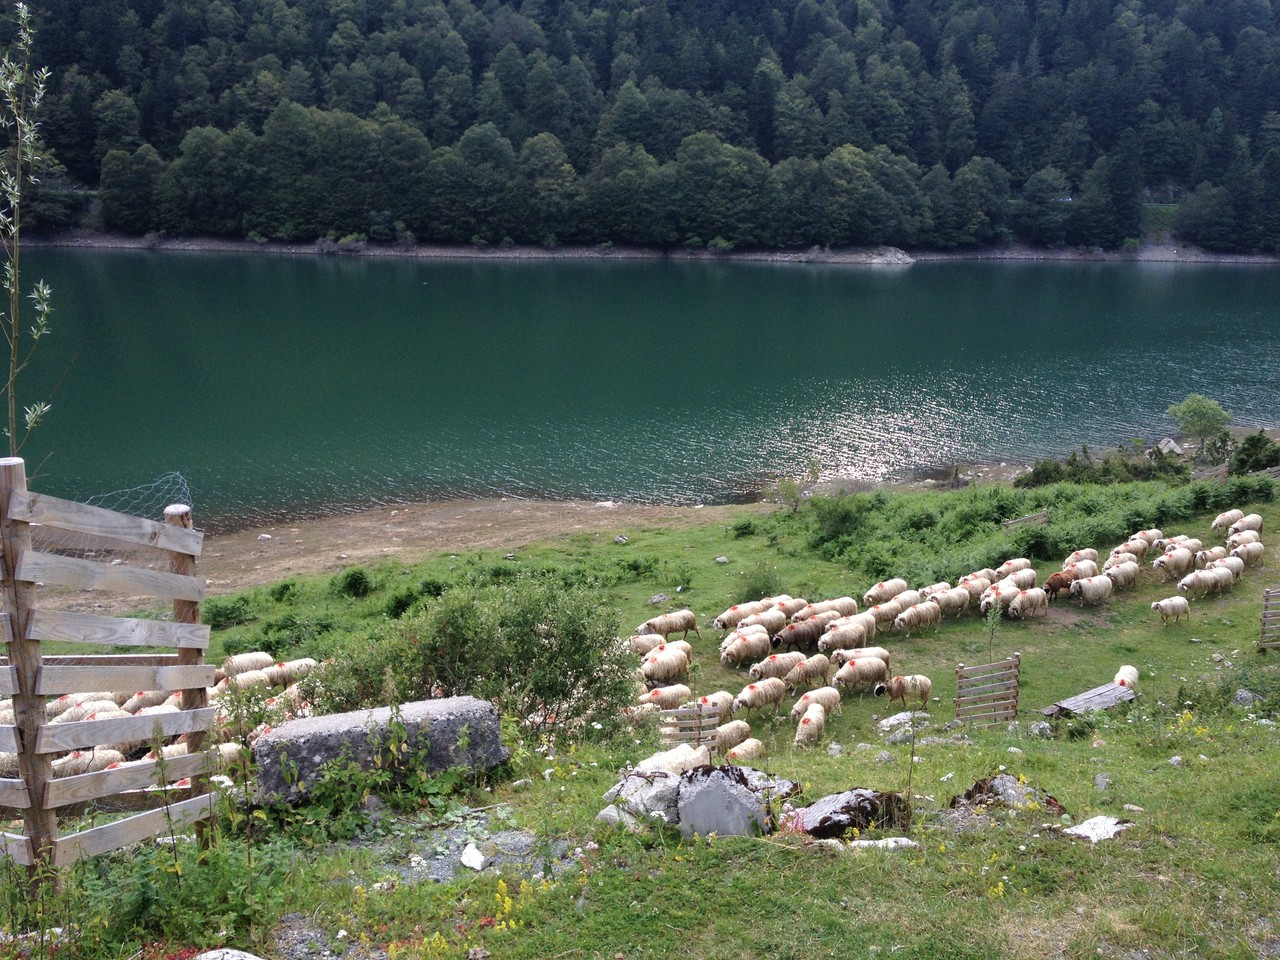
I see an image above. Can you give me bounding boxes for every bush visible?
[740,561,784,601]
[1230,431,1280,475]
[332,566,373,598]
[203,594,252,629]
[267,579,297,603]
[302,575,633,742]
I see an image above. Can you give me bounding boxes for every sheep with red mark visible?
[1103,552,1139,571]
[996,558,1033,578]
[958,576,992,603]
[1226,530,1261,549]
[919,581,952,599]
[732,677,787,715]
[1064,559,1098,579]
[1230,541,1265,565]
[1153,547,1195,581]
[867,603,900,626]
[694,691,735,724]
[715,719,751,753]
[863,579,910,606]
[636,609,702,641]
[829,646,892,670]
[1227,514,1264,536]
[771,596,811,619]
[1207,556,1245,581]
[1042,569,1078,601]
[725,738,765,762]
[1114,665,1139,689]
[748,652,805,681]
[642,646,690,682]
[712,600,770,632]
[964,568,1000,585]
[928,587,971,618]
[636,684,693,710]
[1116,539,1150,559]
[793,702,826,748]
[629,634,665,655]
[979,580,1021,616]
[1104,560,1141,591]
[719,626,771,666]
[1064,548,1098,566]
[738,608,789,635]
[782,654,831,691]
[790,685,842,721]
[1151,596,1190,624]
[1207,566,1235,593]
[1003,568,1038,589]
[1007,587,1049,619]
[1211,509,1245,533]
[1068,575,1113,604]
[891,601,942,637]
[1131,529,1163,544]
[874,674,933,710]
[1176,570,1217,598]
[791,597,859,622]
[834,656,890,692]
[817,619,872,653]
[1195,547,1228,568]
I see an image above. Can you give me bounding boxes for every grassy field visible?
[5,479,1279,960]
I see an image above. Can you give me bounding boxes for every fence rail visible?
[0,458,214,884]
[1262,588,1280,653]
[1001,511,1048,531]
[954,653,1021,727]
[659,704,720,751]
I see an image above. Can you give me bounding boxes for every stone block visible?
[253,696,508,804]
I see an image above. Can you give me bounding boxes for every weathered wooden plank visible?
[0,725,17,753]
[956,669,1020,689]
[8,490,203,556]
[43,751,217,809]
[0,664,15,696]
[0,778,30,809]
[35,664,215,696]
[955,704,1019,723]
[1,832,33,866]
[33,707,216,754]
[16,552,205,603]
[28,609,210,650]
[956,677,1021,699]
[1042,683,1135,716]
[956,693,1019,714]
[956,657,1021,678]
[0,612,11,643]
[52,793,215,866]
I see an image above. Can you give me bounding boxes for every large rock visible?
[253,697,508,803]
[674,765,795,838]
[602,745,712,826]
[783,788,910,838]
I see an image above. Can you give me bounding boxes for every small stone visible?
[1233,689,1263,707]
[1211,653,1224,662]
[1189,637,1202,643]
[503,553,516,561]
[885,726,915,745]
[614,535,628,544]
[1092,739,1106,747]
[647,593,669,605]
[257,533,272,541]
[512,778,532,789]
[1198,754,1209,761]
[1007,747,1023,754]
[826,743,843,757]
[676,585,686,593]
[1169,755,1184,767]
[714,555,730,564]
[855,742,874,751]
[1029,721,1053,738]
[875,751,893,764]
[460,843,488,871]
[1123,804,1145,813]
[1094,773,1111,791]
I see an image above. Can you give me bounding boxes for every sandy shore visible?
[30,231,1280,266]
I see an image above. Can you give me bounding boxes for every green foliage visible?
[266,579,296,603]
[730,517,757,539]
[202,593,252,630]
[1230,431,1280,475]
[1167,393,1232,448]
[331,565,373,598]
[1015,447,1189,488]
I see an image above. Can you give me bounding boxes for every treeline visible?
[21,0,1280,251]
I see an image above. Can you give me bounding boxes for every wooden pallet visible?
[659,704,720,751]
[954,654,1021,727]
[1261,587,1280,653]
[1041,682,1135,718]
[1001,510,1048,531]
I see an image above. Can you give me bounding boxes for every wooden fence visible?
[0,457,215,878]
[659,704,720,752]
[1001,510,1048,532]
[954,653,1021,728]
[1190,462,1229,481]
[1261,588,1280,653]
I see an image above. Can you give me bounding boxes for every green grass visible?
[8,479,1278,960]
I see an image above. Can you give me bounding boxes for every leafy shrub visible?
[267,579,297,603]
[202,594,252,629]
[332,566,373,598]
[1230,432,1280,475]
[740,561,783,600]
[1015,447,1188,487]
[384,586,421,619]
[261,612,336,657]
[731,517,757,538]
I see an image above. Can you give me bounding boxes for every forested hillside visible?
[20,0,1280,251]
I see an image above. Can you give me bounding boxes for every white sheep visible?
[725,738,764,762]
[1211,509,1245,532]
[790,685,842,721]
[1226,530,1261,549]
[1103,560,1140,591]
[889,589,924,610]
[1114,665,1139,689]
[771,596,811,618]
[874,674,933,710]
[1064,559,1098,579]
[834,656,889,692]
[1230,541,1265,565]
[719,627,772,666]
[636,684,693,710]
[965,568,1000,585]
[1117,539,1150,559]
[1151,596,1190,624]
[1207,566,1236,593]
[712,600,770,631]
[1195,547,1228,568]
[919,581,952,598]
[1103,552,1139,571]
[748,652,806,681]
[636,609,702,641]
[715,719,751,753]
[1207,556,1245,581]
[829,646,892,669]
[1069,575,1113,604]
[1176,570,1217,598]
[642,646,690,682]
[1227,514,1264,536]
[694,691,735,724]
[1169,537,1204,555]
[979,580,1021,615]
[1153,547,1195,581]
[661,639,694,659]
[1064,548,1099,566]
[928,587,971,618]
[1154,534,1190,553]
[793,702,826,748]
[866,603,901,626]
[817,620,871,653]
[863,579,910,606]
[791,597,859,622]
[218,651,275,682]
[891,601,941,636]
[996,557,1033,578]
[1131,528,1163,544]
[1007,587,1049,619]
[957,576,991,603]
[782,654,831,691]
[629,634,666,655]
[738,608,789,635]
[732,678,786,715]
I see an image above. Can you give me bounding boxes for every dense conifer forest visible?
[18,0,1280,251]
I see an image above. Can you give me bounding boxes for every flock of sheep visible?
[0,651,316,779]
[622,507,1265,756]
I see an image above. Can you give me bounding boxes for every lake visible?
[19,249,1280,530]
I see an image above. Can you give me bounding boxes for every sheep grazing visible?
[629,634,666,655]
[979,581,1021,616]
[1002,568,1038,590]
[891,601,942,637]
[637,684,693,710]
[867,603,901,626]
[1007,587,1049,619]
[1131,528,1163,544]
[660,640,694,659]
[1207,566,1236,593]
[891,589,924,610]
[121,690,169,714]
[1042,570,1078,601]
[636,609,702,641]
[738,608,789,635]
[642,646,690,682]
[965,568,1000,585]
[1176,570,1217,598]
[1068,575,1113,605]
[791,597,859,622]
[770,617,829,652]
[52,749,127,778]
[725,738,764,762]
[834,656,889,692]
[1064,548,1099,566]
[957,576,992,603]
[1207,556,1245,581]
[1114,665,1139,689]
[748,652,806,681]
[695,691,735,724]
[769,596,811,619]
[817,620,872,653]
[220,651,275,681]
[1226,530,1261,549]
[782,654,831,691]
[719,627,772,666]
[1103,552,1139,572]
[1064,559,1098,579]
[790,685,842,721]
[1211,509,1246,532]
[919,581,952,599]
[1195,547,1228,568]
[732,678,787,715]
[1151,596,1191,624]
[996,557,1033,578]
[1153,547,1195,581]
[1103,560,1140,591]
[1118,539,1150,559]
[715,719,751,753]
[829,646,892,670]
[874,674,933,710]
[1230,541,1265,565]
[863,578,910,606]
[928,587,971,618]
[1168,537,1203,555]
[793,702,826,748]
[1227,514,1264,537]
[712,600,770,632]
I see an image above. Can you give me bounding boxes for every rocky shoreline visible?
[29,230,1280,266]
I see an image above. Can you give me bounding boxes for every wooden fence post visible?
[0,457,57,885]
[165,504,209,842]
